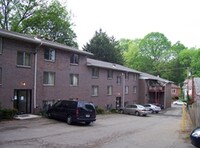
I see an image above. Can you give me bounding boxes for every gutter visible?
[33,37,42,112]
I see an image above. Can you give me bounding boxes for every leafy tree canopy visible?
[0,0,77,47]
[139,32,171,62]
[83,29,123,64]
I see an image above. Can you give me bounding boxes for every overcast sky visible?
[66,0,200,49]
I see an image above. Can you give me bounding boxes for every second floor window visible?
[44,48,55,61]
[70,74,79,86]
[92,67,99,78]
[107,70,113,79]
[17,51,31,67]
[117,76,121,85]
[70,54,79,64]
[43,72,55,86]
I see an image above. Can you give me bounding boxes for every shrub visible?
[96,107,105,114]
[110,109,117,113]
[1,108,18,119]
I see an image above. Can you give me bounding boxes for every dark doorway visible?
[116,97,122,109]
[13,89,32,114]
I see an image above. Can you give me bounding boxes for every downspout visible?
[33,38,42,113]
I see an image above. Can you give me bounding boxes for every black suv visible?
[46,100,96,125]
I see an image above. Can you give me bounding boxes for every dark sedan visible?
[190,127,200,148]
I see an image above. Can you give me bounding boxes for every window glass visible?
[92,67,99,78]
[17,51,31,67]
[44,48,55,61]
[117,76,121,85]
[125,73,129,79]
[43,72,55,85]
[70,74,79,86]
[133,86,137,93]
[92,85,99,96]
[107,70,113,79]
[125,86,129,94]
[70,54,79,64]
[107,86,113,95]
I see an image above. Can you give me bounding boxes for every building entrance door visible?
[116,97,122,109]
[13,89,32,114]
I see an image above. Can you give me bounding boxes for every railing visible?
[148,86,164,92]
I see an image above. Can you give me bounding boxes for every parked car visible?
[46,100,96,125]
[190,127,200,148]
[120,104,149,116]
[172,100,187,106]
[143,104,161,113]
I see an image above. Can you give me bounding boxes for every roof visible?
[171,84,180,89]
[139,72,173,83]
[0,29,93,56]
[86,58,141,74]
[194,77,200,96]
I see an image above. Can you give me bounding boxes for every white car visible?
[172,100,187,106]
[143,104,161,113]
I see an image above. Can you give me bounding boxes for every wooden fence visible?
[188,102,200,127]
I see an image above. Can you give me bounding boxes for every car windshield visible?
[137,105,145,109]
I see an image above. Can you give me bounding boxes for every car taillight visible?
[76,109,79,116]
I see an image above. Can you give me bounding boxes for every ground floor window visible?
[92,85,99,96]
[43,72,55,86]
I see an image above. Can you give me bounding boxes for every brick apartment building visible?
[0,29,171,114]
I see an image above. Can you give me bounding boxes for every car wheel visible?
[119,109,124,114]
[85,122,91,125]
[150,109,154,113]
[135,111,140,116]
[67,115,72,125]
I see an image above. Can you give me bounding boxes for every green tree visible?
[139,32,171,62]
[83,29,123,64]
[119,39,151,72]
[137,32,172,76]
[0,0,40,31]
[0,0,77,47]
[179,48,200,77]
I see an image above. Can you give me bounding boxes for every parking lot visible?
[0,106,195,148]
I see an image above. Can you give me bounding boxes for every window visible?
[117,76,121,85]
[171,89,176,94]
[70,54,79,64]
[44,48,55,61]
[125,86,129,94]
[92,67,99,78]
[17,51,31,67]
[92,85,99,96]
[70,74,79,86]
[133,86,137,93]
[133,74,137,81]
[107,70,113,79]
[0,37,2,54]
[107,86,113,95]
[0,67,2,85]
[43,72,55,86]
[125,72,129,79]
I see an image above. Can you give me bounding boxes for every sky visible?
[65,0,200,49]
